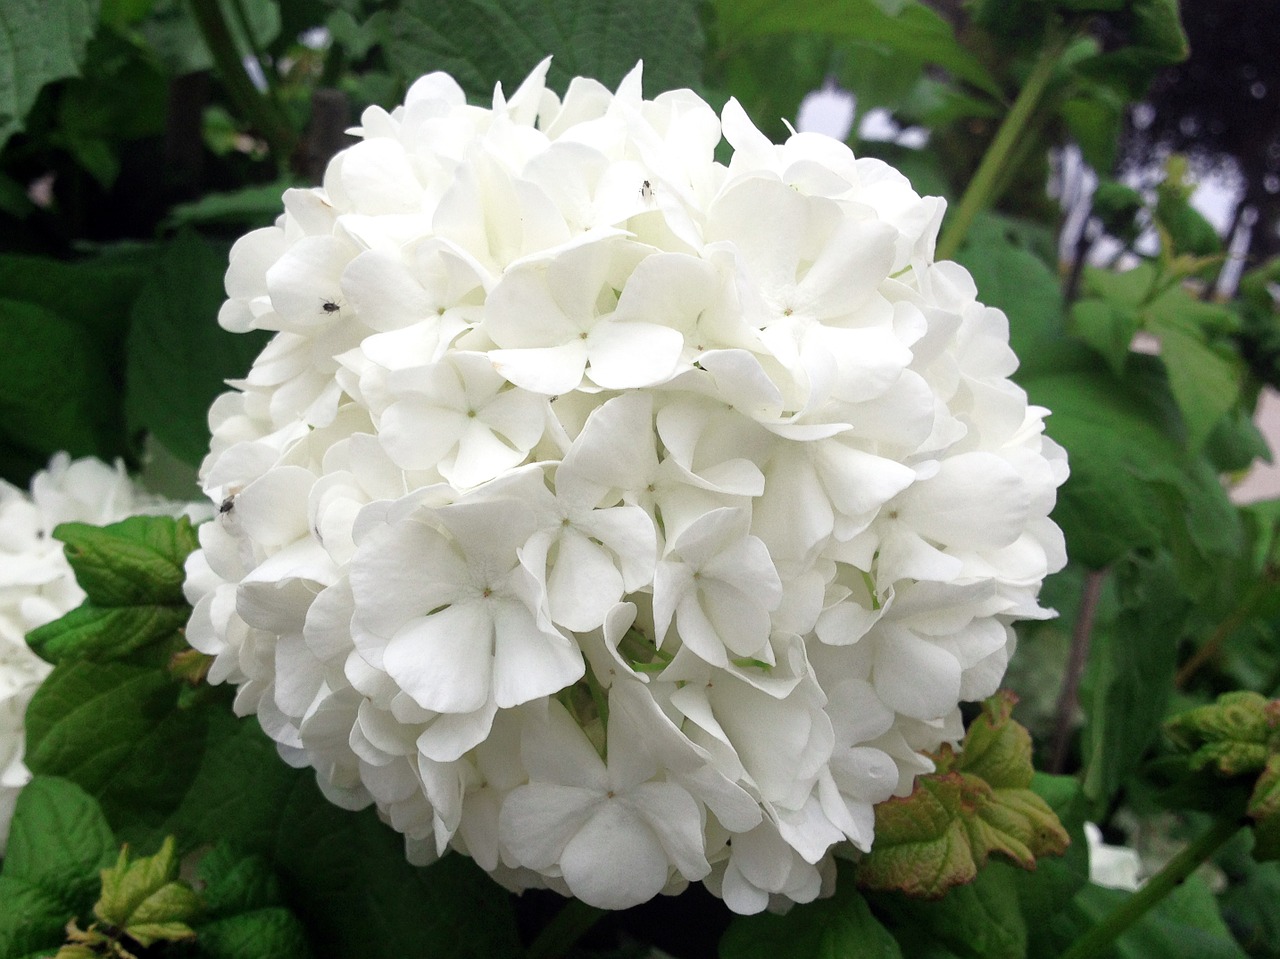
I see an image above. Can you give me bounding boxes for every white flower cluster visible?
[0,454,200,854]
[183,60,1067,912]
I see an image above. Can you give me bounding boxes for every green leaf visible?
[1165,691,1277,778]
[1146,288,1244,450]
[1081,553,1187,808]
[954,214,1066,377]
[25,516,200,665]
[153,715,523,959]
[1129,0,1190,63]
[94,836,199,947]
[4,778,117,889]
[380,0,705,105]
[869,863,1027,959]
[56,516,197,607]
[124,232,270,467]
[720,863,902,959]
[858,692,1070,897]
[0,778,116,958]
[1019,776,1091,957]
[164,179,300,229]
[1060,86,1125,172]
[1066,877,1247,959]
[1164,692,1280,859]
[0,299,123,466]
[1027,363,1241,572]
[24,661,211,837]
[27,655,521,959]
[712,0,1000,97]
[0,247,153,351]
[857,774,979,897]
[0,0,99,149]
[1069,298,1139,376]
[197,909,313,959]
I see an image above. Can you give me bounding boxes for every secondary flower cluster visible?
[183,60,1067,912]
[0,454,199,853]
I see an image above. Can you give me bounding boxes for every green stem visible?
[187,0,297,166]
[1057,817,1244,959]
[526,898,605,959]
[935,27,1072,262]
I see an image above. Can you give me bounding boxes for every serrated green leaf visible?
[1165,691,1276,777]
[1027,363,1241,572]
[713,0,999,96]
[0,876,74,959]
[196,846,288,917]
[24,661,210,837]
[0,0,98,149]
[0,778,116,958]
[27,604,191,665]
[869,863,1027,959]
[859,693,1068,898]
[720,862,902,959]
[380,0,705,106]
[124,232,271,467]
[24,516,200,665]
[95,837,199,945]
[196,909,313,959]
[57,515,197,607]
[858,774,980,897]
[3,778,117,898]
[952,691,1035,789]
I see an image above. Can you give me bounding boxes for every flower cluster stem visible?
[935,27,1071,261]
[526,898,605,959]
[1057,816,1244,959]
[187,0,297,166]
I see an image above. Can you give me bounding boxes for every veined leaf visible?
[858,692,1069,898]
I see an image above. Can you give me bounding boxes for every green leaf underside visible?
[858,692,1070,898]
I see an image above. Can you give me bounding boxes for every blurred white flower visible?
[1085,822,1144,891]
[184,58,1067,912]
[0,454,203,853]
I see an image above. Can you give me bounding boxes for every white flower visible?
[1085,822,1144,891]
[0,454,204,853]
[184,58,1067,912]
